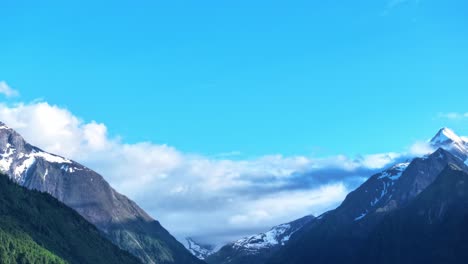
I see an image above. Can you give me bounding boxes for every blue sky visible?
[1,0,468,244]
[1,0,468,158]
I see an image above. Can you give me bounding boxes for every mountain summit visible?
[430,127,465,145]
[430,127,467,160]
[0,121,202,264]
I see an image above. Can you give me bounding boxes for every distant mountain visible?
[205,215,315,264]
[267,128,468,264]
[0,122,203,264]
[185,238,216,260]
[0,172,141,264]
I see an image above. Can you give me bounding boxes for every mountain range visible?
[2,119,468,264]
[0,122,202,264]
[199,127,468,264]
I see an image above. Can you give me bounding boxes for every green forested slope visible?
[0,226,66,264]
[0,173,141,264]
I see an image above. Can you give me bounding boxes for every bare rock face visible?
[0,122,203,264]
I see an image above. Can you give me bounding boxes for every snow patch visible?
[378,162,409,181]
[185,238,215,260]
[42,168,49,181]
[0,144,16,172]
[354,211,368,221]
[33,151,72,164]
[14,156,36,183]
[231,221,305,251]
[0,145,74,183]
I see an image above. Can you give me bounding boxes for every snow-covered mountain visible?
[185,238,216,260]
[346,127,468,223]
[327,128,468,224]
[270,163,468,264]
[267,128,468,264]
[0,122,203,264]
[205,127,468,264]
[205,215,315,264]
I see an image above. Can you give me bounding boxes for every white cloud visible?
[0,81,20,98]
[227,183,348,227]
[0,101,418,245]
[409,141,435,156]
[437,112,468,120]
[356,153,401,169]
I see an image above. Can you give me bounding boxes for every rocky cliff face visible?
[0,122,203,264]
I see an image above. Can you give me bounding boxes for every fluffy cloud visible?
[0,101,413,245]
[0,81,20,98]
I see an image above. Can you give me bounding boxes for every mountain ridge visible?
[205,128,468,264]
[204,215,315,264]
[266,128,468,264]
[0,121,203,264]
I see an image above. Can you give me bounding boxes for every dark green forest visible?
[0,173,141,264]
[0,225,65,264]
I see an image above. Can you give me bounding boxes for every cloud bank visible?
[0,100,420,245]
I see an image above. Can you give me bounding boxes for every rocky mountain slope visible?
[0,172,141,264]
[267,128,468,264]
[0,122,202,264]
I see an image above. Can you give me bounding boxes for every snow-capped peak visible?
[0,123,75,184]
[430,127,465,145]
[430,128,467,161]
[377,162,409,181]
